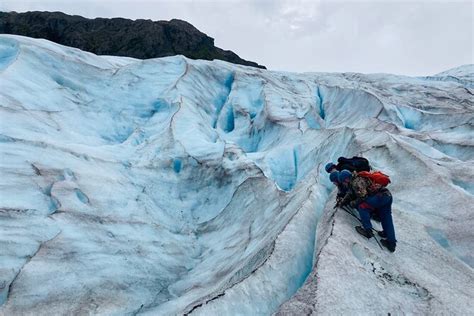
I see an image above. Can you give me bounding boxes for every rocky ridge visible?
[0,11,265,69]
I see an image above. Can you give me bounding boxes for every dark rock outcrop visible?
[0,11,265,69]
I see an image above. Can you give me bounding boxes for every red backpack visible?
[358,171,391,187]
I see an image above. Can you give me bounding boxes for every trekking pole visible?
[339,205,361,222]
[342,205,381,235]
[372,232,383,249]
[341,205,383,250]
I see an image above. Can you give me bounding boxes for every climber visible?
[329,171,348,205]
[335,170,356,207]
[329,170,340,185]
[332,164,380,223]
[338,170,397,252]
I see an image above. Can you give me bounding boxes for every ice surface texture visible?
[0,35,473,315]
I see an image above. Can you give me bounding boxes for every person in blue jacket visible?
[329,170,348,204]
[338,170,397,252]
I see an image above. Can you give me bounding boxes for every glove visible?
[349,197,362,208]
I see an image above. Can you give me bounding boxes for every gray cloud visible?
[1,0,472,75]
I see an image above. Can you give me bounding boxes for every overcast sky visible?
[1,0,472,76]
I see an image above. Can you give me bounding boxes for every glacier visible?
[0,35,473,315]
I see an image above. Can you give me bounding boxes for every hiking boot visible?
[355,226,373,239]
[381,239,396,252]
[377,230,387,238]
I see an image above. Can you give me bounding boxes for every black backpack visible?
[336,156,371,172]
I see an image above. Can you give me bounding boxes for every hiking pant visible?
[357,190,396,243]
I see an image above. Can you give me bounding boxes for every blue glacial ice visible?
[0,35,473,315]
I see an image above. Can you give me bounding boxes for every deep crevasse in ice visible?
[0,36,473,315]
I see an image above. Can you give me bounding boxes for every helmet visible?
[329,171,340,183]
[338,169,352,183]
[325,162,336,173]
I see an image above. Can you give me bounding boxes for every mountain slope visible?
[0,11,265,69]
[0,35,473,315]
